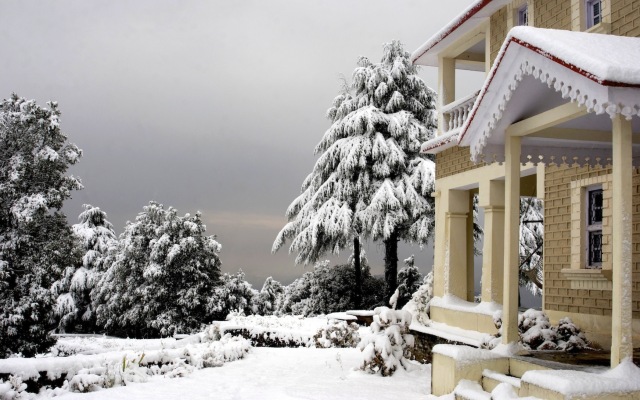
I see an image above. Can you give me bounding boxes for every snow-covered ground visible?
[52,347,431,400]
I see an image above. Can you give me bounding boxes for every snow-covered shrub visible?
[0,375,30,400]
[0,95,84,358]
[95,202,222,337]
[358,307,414,376]
[393,256,423,309]
[481,309,590,351]
[554,317,589,351]
[409,270,433,325]
[210,270,257,320]
[314,321,360,348]
[53,204,117,334]
[256,277,284,316]
[278,261,385,317]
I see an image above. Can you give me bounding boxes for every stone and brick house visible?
[410,0,640,397]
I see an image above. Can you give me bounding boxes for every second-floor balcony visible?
[441,90,480,135]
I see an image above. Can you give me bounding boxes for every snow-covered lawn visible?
[52,347,431,400]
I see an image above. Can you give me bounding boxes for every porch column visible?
[611,114,633,367]
[503,135,521,344]
[467,192,476,302]
[438,57,455,134]
[479,180,505,303]
[443,189,470,299]
[432,190,445,297]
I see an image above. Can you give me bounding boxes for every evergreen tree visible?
[256,277,284,316]
[273,41,436,305]
[210,270,257,319]
[0,94,83,357]
[395,255,423,309]
[520,197,544,296]
[95,202,222,337]
[53,204,117,333]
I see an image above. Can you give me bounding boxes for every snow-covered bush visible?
[0,94,84,358]
[53,204,117,333]
[409,270,433,325]
[0,375,30,400]
[278,261,385,317]
[256,277,284,316]
[393,256,423,309]
[95,202,222,337]
[358,307,414,376]
[210,270,257,320]
[481,309,590,351]
[314,321,360,348]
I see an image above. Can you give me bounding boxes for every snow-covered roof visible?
[421,130,460,154]
[458,27,640,163]
[411,0,511,66]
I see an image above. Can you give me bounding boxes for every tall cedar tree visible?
[0,94,83,357]
[273,41,436,304]
[95,202,222,337]
[53,204,117,333]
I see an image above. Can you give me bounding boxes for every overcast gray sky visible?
[0,0,481,288]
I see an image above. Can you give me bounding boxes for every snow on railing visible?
[441,90,480,134]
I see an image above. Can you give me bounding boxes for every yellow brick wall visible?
[489,6,508,65]
[435,146,485,179]
[544,164,640,318]
[535,0,573,29]
[611,0,640,37]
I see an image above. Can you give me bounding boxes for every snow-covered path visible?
[53,347,432,400]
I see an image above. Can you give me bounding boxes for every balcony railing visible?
[441,90,480,134]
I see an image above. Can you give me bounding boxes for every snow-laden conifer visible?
[95,202,222,337]
[273,41,436,304]
[0,94,83,357]
[393,255,423,309]
[256,277,284,316]
[53,204,117,333]
[519,198,544,295]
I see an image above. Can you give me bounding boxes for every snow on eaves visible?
[458,26,640,161]
[420,130,459,154]
[410,0,511,66]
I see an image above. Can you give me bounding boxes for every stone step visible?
[453,379,492,400]
[482,369,521,393]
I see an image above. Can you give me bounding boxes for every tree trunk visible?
[353,237,362,309]
[384,231,399,304]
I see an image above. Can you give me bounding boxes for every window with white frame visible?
[586,0,602,28]
[586,186,603,268]
[518,5,529,26]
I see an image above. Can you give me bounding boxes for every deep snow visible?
[52,347,432,400]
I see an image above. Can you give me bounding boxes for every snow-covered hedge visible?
[358,307,414,376]
[481,309,590,351]
[0,329,250,397]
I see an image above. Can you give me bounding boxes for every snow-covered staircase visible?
[481,369,521,393]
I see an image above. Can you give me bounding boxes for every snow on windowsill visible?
[430,295,502,317]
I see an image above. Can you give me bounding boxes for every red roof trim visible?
[511,37,640,89]
[412,0,493,64]
[458,36,640,144]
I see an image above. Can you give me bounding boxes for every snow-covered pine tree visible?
[95,202,222,337]
[0,94,83,357]
[256,277,284,316]
[53,204,117,333]
[519,197,544,296]
[210,270,257,319]
[273,41,436,305]
[394,255,423,309]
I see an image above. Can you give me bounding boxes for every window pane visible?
[589,231,602,266]
[589,189,603,224]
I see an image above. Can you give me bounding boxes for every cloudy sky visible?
[0,0,482,288]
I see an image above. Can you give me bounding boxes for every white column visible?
[438,57,455,134]
[479,180,505,303]
[443,189,470,299]
[611,114,633,367]
[503,135,521,344]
